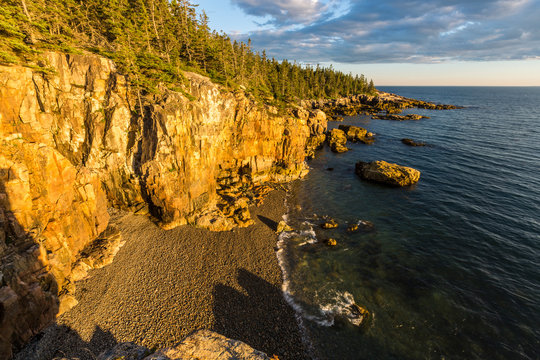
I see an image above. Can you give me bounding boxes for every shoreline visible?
[15,190,308,360]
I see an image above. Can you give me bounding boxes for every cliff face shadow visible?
[14,324,117,360]
[212,268,307,360]
[0,168,60,359]
[257,215,278,231]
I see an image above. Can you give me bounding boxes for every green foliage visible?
[0,0,376,104]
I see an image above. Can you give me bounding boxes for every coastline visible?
[15,190,308,360]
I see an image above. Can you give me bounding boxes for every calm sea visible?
[277,87,540,359]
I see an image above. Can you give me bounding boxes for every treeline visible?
[0,0,375,104]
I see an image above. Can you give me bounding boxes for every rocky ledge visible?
[355,160,421,186]
[371,114,430,121]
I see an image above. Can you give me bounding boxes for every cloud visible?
[231,0,350,26]
[228,0,540,63]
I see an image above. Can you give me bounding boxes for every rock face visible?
[326,129,348,153]
[0,52,321,357]
[302,109,327,158]
[355,161,421,186]
[97,330,271,360]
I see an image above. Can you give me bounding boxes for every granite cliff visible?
[0,52,326,358]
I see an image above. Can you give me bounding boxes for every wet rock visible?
[325,238,338,246]
[356,160,421,187]
[359,220,375,231]
[401,138,427,146]
[326,129,349,153]
[276,221,293,233]
[348,303,370,324]
[347,224,359,233]
[321,219,338,229]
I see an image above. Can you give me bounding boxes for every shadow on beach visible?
[14,324,117,360]
[212,268,309,360]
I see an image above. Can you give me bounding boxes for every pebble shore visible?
[16,191,307,360]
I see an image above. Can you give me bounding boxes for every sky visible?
[196,0,540,86]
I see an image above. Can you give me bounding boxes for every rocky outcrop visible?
[96,330,271,360]
[0,52,321,357]
[338,125,375,144]
[300,91,461,119]
[326,129,348,153]
[355,160,421,186]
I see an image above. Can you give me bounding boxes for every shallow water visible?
[278,87,540,359]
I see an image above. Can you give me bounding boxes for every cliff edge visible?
[0,51,326,358]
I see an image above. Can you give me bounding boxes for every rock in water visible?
[321,219,339,229]
[355,160,421,186]
[326,129,349,153]
[401,138,426,146]
[325,238,338,246]
[276,220,293,233]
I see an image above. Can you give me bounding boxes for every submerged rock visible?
[326,129,349,153]
[347,224,359,232]
[355,160,421,186]
[401,138,427,146]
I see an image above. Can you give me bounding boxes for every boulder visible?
[326,129,348,153]
[355,160,421,186]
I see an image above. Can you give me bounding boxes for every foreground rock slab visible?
[355,160,421,186]
[97,330,270,360]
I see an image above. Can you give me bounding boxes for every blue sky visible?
[196,0,540,85]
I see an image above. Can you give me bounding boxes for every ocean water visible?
[277,87,540,360]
